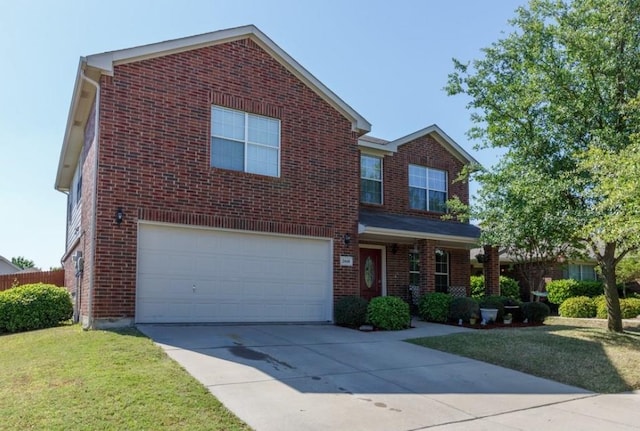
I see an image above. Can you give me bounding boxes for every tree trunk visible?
[601,243,623,332]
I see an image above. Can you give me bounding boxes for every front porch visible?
[357,210,484,305]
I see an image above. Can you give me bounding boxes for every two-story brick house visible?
[55,25,480,328]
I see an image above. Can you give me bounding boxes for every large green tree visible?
[11,256,35,270]
[447,0,640,332]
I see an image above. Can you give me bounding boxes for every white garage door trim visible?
[136,222,333,323]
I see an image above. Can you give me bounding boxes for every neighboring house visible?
[470,248,598,299]
[55,25,481,328]
[0,256,21,275]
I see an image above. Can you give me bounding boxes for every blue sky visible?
[0,0,526,269]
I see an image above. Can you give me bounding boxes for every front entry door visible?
[360,248,382,301]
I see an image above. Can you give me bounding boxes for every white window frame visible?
[71,163,82,207]
[435,250,449,293]
[211,106,281,177]
[409,251,420,286]
[408,164,448,212]
[360,154,383,204]
[565,264,598,281]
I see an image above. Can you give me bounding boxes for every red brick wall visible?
[88,38,359,320]
[359,135,473,297]
[448,248,471,293]
[484,245,500,295]
[385,244,411,299]
[362,135,469,218]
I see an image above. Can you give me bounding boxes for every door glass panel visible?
[364,256,375,288]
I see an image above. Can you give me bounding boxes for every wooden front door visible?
[359,248,382,301]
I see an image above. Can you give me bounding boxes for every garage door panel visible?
[138,300,193,323]
[136,224,332,323]
[137,276,193,298]
[139,251,196,277]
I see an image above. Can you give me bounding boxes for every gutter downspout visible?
[80,69,100,330]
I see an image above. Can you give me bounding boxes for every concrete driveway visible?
[138,322,639,431]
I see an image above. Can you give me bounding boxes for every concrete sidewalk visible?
[138,322,640,431]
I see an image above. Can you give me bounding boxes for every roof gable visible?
[55,25,371,191]
[358,125,479,165]
[388,125,478,165]
[0,255,21,274]
[85,25,370,134]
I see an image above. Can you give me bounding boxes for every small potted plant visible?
[503,313,513,325]
[469,312,479,325]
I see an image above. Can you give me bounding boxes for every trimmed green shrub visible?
[522,301,550,324]
[621,298,640,319]
[367,296,410,330]
[334,296,368,327]
[594,295,608,319]
[470,276,519,300]
[595,296,640,319]
[579,281,605,297]
[478,295,506,320]
[470,275,485,299]
[547,279,604,305]
[448,297,479,322]
[499,276,520,300]
[0,283,72,333]
[558,296,596,318]
[418,293,452,323]
[546,279,579,305]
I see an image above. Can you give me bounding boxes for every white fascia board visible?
[248,27,371,134]
[55,58,86,192]
[85,26,254,74]
[358,139,394,156]
[85,25,371,134]
[359,224,479,245]
[387,124,480,165]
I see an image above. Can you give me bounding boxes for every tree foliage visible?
[11,256,35,270]
[615,253,640,285]
[447,0,640,332]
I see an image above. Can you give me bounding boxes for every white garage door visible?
[136,223,333,323]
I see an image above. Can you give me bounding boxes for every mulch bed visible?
[450,320,544,330]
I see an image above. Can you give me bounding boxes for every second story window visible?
[361,155,382,204]
[211,106,280,177]
[409,165,447,212]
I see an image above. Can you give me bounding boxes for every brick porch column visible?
[483,245,500,295]
[419,239,433,294]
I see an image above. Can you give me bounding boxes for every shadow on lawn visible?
[419,322,640,393]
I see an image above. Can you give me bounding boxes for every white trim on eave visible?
[358,224,479,245]
[386,124,479,165]
[85,25,370,134]
[55,61,101,192]
[56,26,372,192]
[358,138,394,155]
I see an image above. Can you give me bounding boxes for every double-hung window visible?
[408,165,447,212]
[361,155,382,204]
[409,252,420,286]
[564,264,597,281]
[211,106,280,177]
[435,250,449,293]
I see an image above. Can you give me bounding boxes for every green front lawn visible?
[0,325,250,431]
[408,317,640,393]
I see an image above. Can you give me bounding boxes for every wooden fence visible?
[0,269,65,291]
